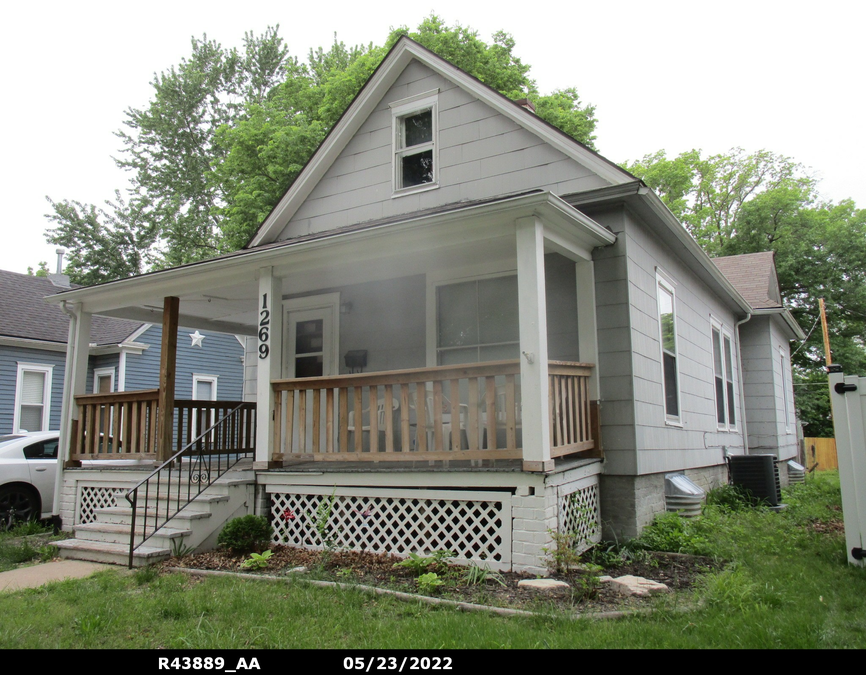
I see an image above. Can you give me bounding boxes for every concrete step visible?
[55,538,170,567]
[95,506,212,526]
[73,521,192,546]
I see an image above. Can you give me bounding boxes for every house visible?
[0,267,247,521]
[46,37,804,572]
[713,252,804,462]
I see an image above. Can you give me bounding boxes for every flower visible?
[281,508,296,522]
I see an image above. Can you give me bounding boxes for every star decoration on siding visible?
[189,330,205,348]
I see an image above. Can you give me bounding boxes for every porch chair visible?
[347,395,400,451]
[409,389,468,452]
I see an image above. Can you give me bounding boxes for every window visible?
[780,348,791,431]
[656,275,680,422]
[436,275,519,365]
[14,364,53,433]
[192,375,218,440]
[711,322,736,429]
[391,90,438,194]
[94,367,115,394]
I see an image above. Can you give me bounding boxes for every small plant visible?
[240,549,274,569]
[416,572,445,594]
[316,490,337,549]
[464,562,506,587]
[133,565,160,585]
[170,538,197,558]
[393,550,455,576]
[705,484,752,512]
[542,530,584,575]
[217,515,270,554]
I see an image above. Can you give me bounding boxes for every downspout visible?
[735,312,752,456]
[54,300,79,524]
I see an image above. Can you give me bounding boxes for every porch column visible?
[575,259,600,400]
[516,216,553,472]
[55,303,91,515]
[157,296,179,463]
[255,267,282,468]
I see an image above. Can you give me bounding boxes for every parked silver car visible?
[0,431,59,526]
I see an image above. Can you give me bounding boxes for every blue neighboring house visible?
[0,269,245,435]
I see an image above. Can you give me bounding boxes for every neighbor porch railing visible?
[70,391,255,462]
[271,360,596,463]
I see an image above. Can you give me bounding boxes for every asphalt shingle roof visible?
[712,251,783,310]
[0,269,142,345]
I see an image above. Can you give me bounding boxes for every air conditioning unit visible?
[728,454,782,506]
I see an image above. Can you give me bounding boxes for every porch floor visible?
[264,456,601,474]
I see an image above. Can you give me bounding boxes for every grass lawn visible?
[1,471,864,649]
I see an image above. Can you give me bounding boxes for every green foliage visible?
[26,262,49,277]
[217,515,270,554]
[541,530,585,575]
[630,511,716,557]
[416,572,445,594]
[705,484,752,512]
[241,549,274,569]
[393,550,455,576]
[464,562,506,587]
[315,490,337,550]
[170,538,197,558]
[625,147,866,433]
[47,18,599,276]
[133,565,160,585]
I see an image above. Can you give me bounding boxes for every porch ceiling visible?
[45,191,615,336]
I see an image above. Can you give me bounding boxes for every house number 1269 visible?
[258,293,270,359]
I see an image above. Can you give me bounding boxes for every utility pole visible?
[820,298,832,366]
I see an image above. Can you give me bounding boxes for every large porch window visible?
[436,275,519,365]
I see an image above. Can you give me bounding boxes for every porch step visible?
[54,538,171,567]
[72,521,193,546]
[59,474,257,567]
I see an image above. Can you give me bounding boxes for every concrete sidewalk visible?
[0,560,117,592]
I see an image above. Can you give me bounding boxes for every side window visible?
[24,439,58,459]
[14,364,53,433]
[656,274,680,422]
[780,348,791,431]
[711,321,737,430]
[391,90,438,194]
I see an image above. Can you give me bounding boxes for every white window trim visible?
[391,89,439,197]
[93,367,116,394]
[192,374,218,401]
[13,363,54,433]
[779,346,792,433]
[710,317,737,432]
[656,272,682,426]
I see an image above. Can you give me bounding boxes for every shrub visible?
[217,515,271,554]
[705,484,752,512]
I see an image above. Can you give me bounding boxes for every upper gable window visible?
[391,90,439,195]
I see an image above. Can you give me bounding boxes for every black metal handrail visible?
[124,401,256,568]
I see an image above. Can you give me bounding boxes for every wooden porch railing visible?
[271,360,596,463]
[70,391,254,462]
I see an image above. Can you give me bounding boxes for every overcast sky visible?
[1,0,862,275]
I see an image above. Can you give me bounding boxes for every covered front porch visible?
[51,191,615,571]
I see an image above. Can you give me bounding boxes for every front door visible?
[284,307,336,379]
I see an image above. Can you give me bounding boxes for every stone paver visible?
[608,574,669,597]
[517,578,570,590]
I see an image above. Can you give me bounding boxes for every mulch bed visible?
[162,546,722,615]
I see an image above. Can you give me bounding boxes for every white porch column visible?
[516,216,553,472]
[255,267,282,468]
[54,302,91,514]
[575,259,600,400]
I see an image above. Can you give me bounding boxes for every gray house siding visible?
[279,60,610,240]
[122,325,244,400]
[740,315,798,459]
[620,210,745,475]
[0,345,66,433]
[85,353,120,394]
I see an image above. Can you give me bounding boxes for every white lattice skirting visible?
[557,481,601,552]
[77,485,128,524]
[270,487,512,569]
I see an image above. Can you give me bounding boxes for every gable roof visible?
[712,252,782,310]
[247,36,635,248]
[0,269,142,346]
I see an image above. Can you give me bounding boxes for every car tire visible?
[0,485,39,528]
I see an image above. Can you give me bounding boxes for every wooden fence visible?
[804,437,838,471]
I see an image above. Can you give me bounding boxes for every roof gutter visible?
[735,311,752,455]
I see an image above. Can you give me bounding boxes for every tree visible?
[625,148,866,434]
[48,17,602,270]
[213,15,598,249]
[46,27,293,274]
[27,262,49,277]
